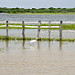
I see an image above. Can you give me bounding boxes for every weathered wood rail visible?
[0,21,63,40]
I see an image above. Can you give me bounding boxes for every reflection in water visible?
[4,40,63,50]
[22,40,25,49]
[49,41,50,49]
[37,41,40,49]
[1,40,75,52]
[6,40,9,51]
[59,40,62,50]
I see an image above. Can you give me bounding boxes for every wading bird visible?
[30,40,37,46]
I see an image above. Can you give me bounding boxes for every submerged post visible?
[6,21,8,39]
[22,21,25,40]
[37,20,41,40]
[49,21,51,40]
[60,21,62,40]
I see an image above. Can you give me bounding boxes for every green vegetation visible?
[0,23,60,26]
[0,36,36,40]
[0,7,75,14]
[0,35,75,41]
[8,12,75,15]
[62,24,75,30]
[0,24,6,25]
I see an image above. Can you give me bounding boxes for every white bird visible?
[30,40,36,43]
[30,40,37,46]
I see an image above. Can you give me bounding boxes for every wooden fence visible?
[0,21,63,40]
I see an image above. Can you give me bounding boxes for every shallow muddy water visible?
[0,29,75,39]
[0,40,75,75]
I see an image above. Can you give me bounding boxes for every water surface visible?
[0,13,75,22]
[0,29,75,39]
[0,40,75,75]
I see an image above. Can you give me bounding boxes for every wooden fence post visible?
[60,21,62,40]
[22,21,25,40]
[49,21,51,40]
[6,21,8,39]
[37,20,41,40]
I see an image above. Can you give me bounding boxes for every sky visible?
[0,0,75,8]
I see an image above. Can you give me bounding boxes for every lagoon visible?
[0,13,75,23]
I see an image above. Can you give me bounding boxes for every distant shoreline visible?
[6,12,75,15]
[0,7,75,15]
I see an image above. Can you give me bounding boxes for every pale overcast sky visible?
[0,0,75,8]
